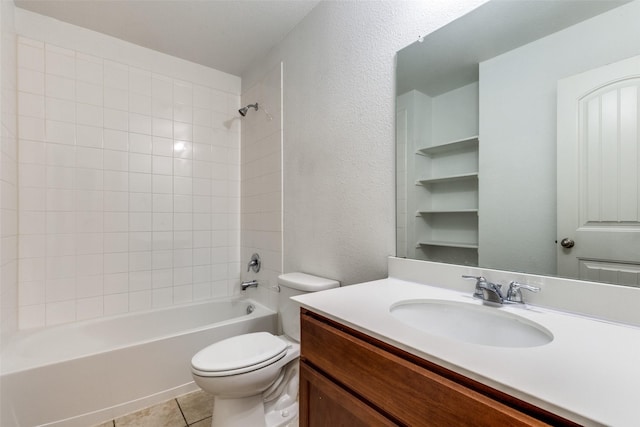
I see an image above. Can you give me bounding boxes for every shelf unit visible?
[415,135,479,266]
[417,135,479,156]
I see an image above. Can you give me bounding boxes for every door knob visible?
[560,238,575,248]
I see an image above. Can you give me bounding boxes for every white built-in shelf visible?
[418,240,479,249]
[416,172,478,185]
[417,209,478,215]
[416,135,479,156]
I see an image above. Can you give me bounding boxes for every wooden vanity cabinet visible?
[299,309,579,427]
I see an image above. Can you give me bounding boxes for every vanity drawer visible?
[300,310,569,427]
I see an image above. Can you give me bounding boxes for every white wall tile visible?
[152,136,173,157]
[76,146,103,169]
[76,275,103,299]
[16,32,242,328]
[152,98,172,119]
[173,284,192,304]
[129,133,152,154]
[46,144,74,167]
[45,47,75,78]
[152,287,172,308]
[76,233,103,255]
[18,41,44,71]
[103,129,129,151]
[129,114,152,136]
[152,75,172,101]
[104,108,128,131]
[129,153,151,173]
[76,297,103,320]
[76,53,103,85]
[103,212,128,233]
[104,293,128,315]
[104,253,128,274]
[152,118,172,137]
[104,232,129,253]
[76,104,103,127]
[129,231,151,252]
[19,91,45,118]
[104,191,129,211]
[104,60,128,90]
[174,122,192,142]
[76,125,103,148]
[129,193,152,212]
[46,120,75,144]
[130,93,152,115]
[76,82,103,106]
[129,172,151,193]
[104,87,128,111]
[104,149,129,171]
[129,290,151,312]
[129,68,152,96]
[46,74,75,101]
[18,68,45,95]
[19,116,45,141]
[76,254,103,277]
[129,270,151,291]
[46,300,76,325]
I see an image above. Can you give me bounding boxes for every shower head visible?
[239,103,259,117]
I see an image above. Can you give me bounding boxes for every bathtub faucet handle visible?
[247,253,261,273]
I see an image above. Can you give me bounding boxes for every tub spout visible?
[241,280,259,291]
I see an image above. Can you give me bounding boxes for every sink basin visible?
[390,300,553,348]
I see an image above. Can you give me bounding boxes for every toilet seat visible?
[192,332,289,377]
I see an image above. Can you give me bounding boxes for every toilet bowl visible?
[191,272,339,427]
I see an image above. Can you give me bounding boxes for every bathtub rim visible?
[1,296,276,375]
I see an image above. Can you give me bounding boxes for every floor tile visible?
[177,390,214,424]
[114,399,186,427]
[93,422,115,427]
[188,418,212,427]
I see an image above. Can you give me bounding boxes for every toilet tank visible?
[278,272,340,342]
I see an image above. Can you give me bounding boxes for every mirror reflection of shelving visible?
[416,136,478,265]
[410,82,479,266]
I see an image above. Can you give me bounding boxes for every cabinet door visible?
[302,313,556,427]
[299,362,397,427]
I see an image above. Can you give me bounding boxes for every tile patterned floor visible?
[94,390,214,427]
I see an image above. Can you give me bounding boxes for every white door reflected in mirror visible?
[557,54,640,285]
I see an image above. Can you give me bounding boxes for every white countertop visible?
[293,278,640,427]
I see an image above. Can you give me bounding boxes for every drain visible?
[246,304,255,315]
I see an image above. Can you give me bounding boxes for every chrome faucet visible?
[462,275,540,305]
[241,280,259,291]
[505,281,540,303]
[463,275,504,305]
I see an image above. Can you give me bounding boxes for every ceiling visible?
[396,0,630,96]
[14,0,321,76]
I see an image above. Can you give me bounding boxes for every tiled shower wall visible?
[1,0,18,341]
[240,64,283,309]
[15,12,242,328]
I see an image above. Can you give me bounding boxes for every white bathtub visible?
[0,298,277,427]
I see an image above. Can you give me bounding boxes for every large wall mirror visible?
[396,0,640,287]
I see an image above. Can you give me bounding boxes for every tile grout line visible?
[174,397,189,426]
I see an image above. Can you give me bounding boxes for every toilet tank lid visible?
[278,272,340,291]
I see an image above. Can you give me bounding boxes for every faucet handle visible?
[462,275,486,298]
[506,281,540,303]
[247,253,261,273]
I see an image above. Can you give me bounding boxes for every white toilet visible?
[191,272,339,427]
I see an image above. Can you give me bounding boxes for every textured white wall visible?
[242,0,487,285]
